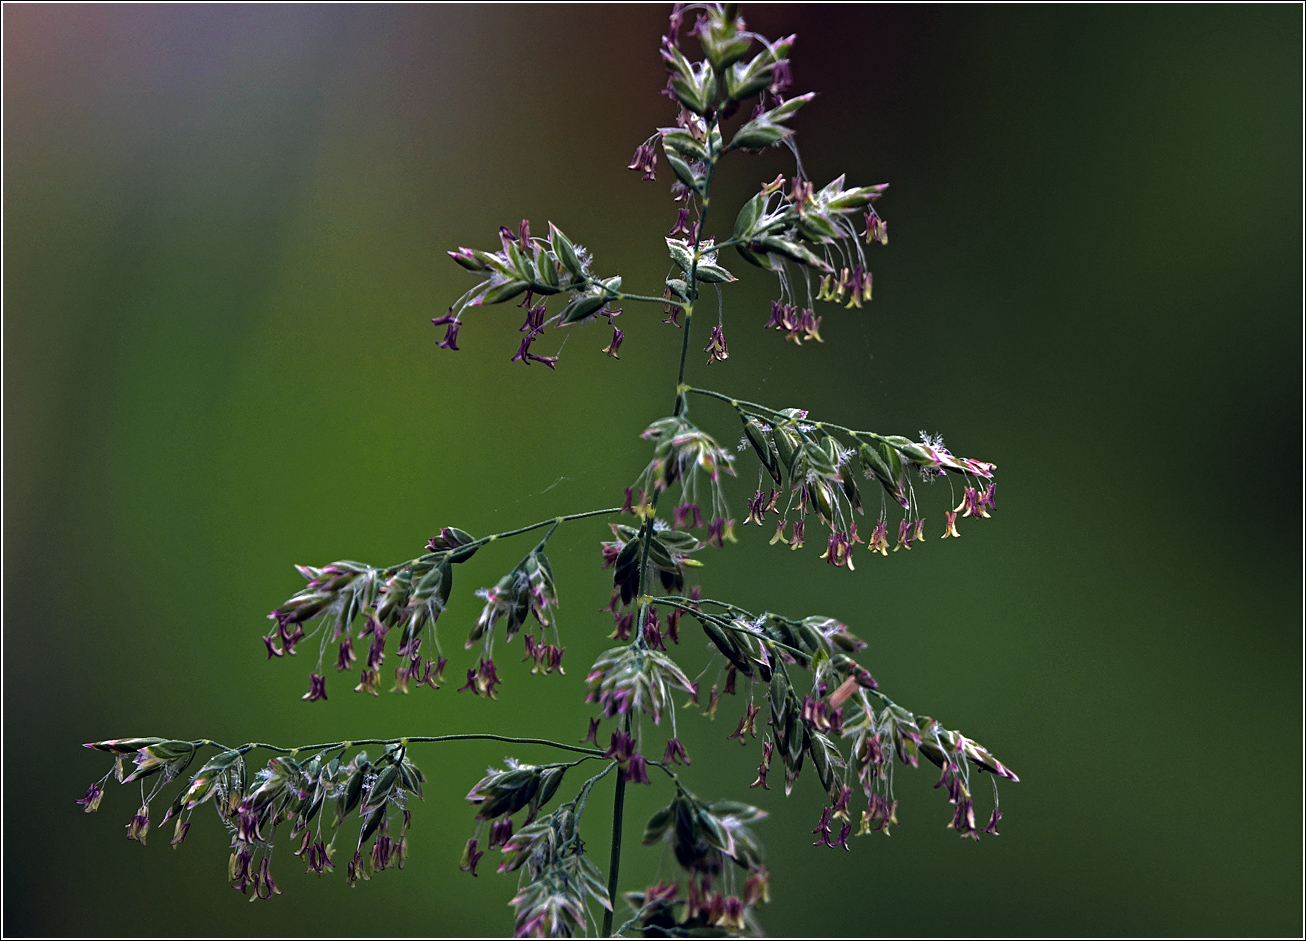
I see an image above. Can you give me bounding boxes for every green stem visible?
[673,142,720,417]
[601,766,627,937]
[560,761,618,857]
[533,519,562,552]
[573,762,617,820]
[392,506,623,575]
[602,116,726,937]
[673,305,695,419]
[865,687,898,709]
[685,386,787,418]
[651,597,809,661]
[611,290,674,304]
[657,594,751,614]
[645,758,680,783]
[613,902,658,938]
[471,506,625,549]
[684,386,894,445]
[578,277,667,306]
[189,733,607,759]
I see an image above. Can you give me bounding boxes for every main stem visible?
[673,150,717,418]
[603,120,720,935]
[601,767,628,935]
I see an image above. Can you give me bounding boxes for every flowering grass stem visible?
[78,7,1016,930]
[602,128,727,936]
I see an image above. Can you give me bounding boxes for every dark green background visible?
[5,4,1300,936]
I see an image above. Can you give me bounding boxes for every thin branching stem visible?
[473,507,625,549]
[650,597,810,661]
[610,290,671,305]
[614,901,659,938]
[864,687,898,709]
[646,759,679,783]
[578,276,668,306]
[684,386,895,445]
[657,594,752,615]
[189,733,607,759]
[377,507,623,576]
[572,762,617,820]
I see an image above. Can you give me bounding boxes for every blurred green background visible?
[4,4,1300,936]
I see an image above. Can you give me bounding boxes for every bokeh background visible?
[5,4,1301,937]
